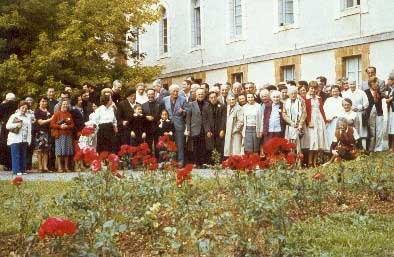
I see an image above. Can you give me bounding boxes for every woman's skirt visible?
[55,135,74,156]
[34,130,50,152]
[244,126,259,153]
[97,123,115,153]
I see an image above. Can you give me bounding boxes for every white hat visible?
[5,93,16,101]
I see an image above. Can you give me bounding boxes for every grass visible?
[287,213,394,257]
[0,180,72,234]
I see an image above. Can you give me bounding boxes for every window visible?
[160,7,168,54]
[233,0,242,36]
[279,0,294,26]
[232,72,243,84]
[345,56,362,87]
[344,0,360,9]
[192,0,201,47]
[281,65,295,82]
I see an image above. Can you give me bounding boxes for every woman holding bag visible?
[6,101,33,175]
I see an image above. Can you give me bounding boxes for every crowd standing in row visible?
[1,66,394,175]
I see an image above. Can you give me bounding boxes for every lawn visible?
[1,151,394,256]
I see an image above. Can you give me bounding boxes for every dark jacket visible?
[157,120,175,138]
[142,100,161,135]
[262,102,285,136]
[202,102,226,150]
[365,89,383,119]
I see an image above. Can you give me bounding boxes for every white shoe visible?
[17,172,22,176]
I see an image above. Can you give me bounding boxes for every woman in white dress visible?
[342,81,369,149]
[323,85,343,146]
[282,86,306,154]
[305,81,329,167]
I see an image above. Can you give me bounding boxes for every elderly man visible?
[218,83,229,105]
[162,84,189,167]
[111,80,122,105]
[0,93,18,171]
[153,79,169,104]
[189,84,201,103]
[136,82,148,104]
[231,82,243,98]
[186,88,209,168]
[203,91,226,163]
[361,66,386,93]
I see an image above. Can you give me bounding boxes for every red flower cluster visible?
[157,135,177,152]
[12,176,23,186]
[222,152,269,173]
[38,217,77,239]
[118,144,138,157]
[80,127,95,136]
[176,164,193,186]
[263,137,302,166]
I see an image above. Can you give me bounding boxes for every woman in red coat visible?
[50,99,74,172]
[305,81,328,167]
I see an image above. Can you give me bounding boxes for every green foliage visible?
[286,213,394,257]
[0,0,162,98]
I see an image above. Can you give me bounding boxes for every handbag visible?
[9,117,22,134]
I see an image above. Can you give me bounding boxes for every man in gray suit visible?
[161,84,189,167]
[361,66,386,93]
[186,88,208,168]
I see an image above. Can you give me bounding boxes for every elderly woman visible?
[93,94,118,153]
[323,85,343,146]
[283,86,307,153]
[338,98,360,137]
[224,94,244,156]
[242,93,263,153]
[306,81,328,167]
[34,97,53,172]
[262,90,286,144]
[323,117,360,166]
[50,99,75,172]
[6,101,34,175]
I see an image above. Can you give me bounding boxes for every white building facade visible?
[134,0,394,87]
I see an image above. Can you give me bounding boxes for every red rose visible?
[12,176,23,186]
[91,160,102,173]
[38,217,77,239]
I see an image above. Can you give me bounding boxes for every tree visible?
[0,0,162,98]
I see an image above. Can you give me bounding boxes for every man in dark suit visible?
[142,88,161,156]
[186,88,208,168]
[0,93,18,170]
[202,91,226,164]
[117,88,137,145]
[153,79,169,104]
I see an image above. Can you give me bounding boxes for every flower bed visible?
[1,139,394,256]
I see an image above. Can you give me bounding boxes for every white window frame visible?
[282,65,295,82]
[274,0,299,34]
[335,0,368,19]
[226,0,246,43]
[345,56,362,87]
[191,0,202,49]
[158,6,170,58]
[278,0,294,26]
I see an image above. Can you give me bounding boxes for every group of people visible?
[1,66,394,175]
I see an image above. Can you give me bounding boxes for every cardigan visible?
[50,111,74,138]
[6,112,33,145]
[305,96,327,125]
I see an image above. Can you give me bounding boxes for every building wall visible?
[137,0,394,84]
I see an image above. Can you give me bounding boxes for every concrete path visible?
[0,169,233,181]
